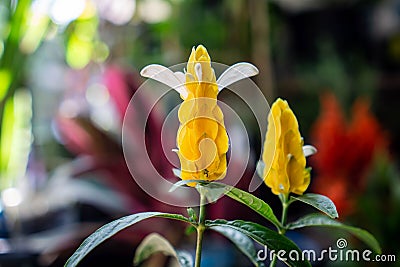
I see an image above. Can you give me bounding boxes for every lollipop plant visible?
[65,45,380,267]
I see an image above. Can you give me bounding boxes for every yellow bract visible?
[262,98,310,195]
[177,45,229,184]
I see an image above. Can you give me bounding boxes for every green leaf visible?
[211,183,280,229]
[0,69,11,101]
[291,193,338,219]
[286,213,381,254]
[185,225,196,235]
[0,96,14,175]
[210,225,265,267]
[187,207,198,223]
[207,220,311,267]
[65,212,191,267]
[133,233,193,267]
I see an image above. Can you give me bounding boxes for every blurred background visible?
[0,0,400,266]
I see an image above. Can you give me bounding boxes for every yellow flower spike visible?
[262,98,311,196]
[140,45,259,186]
[178,45,227,184]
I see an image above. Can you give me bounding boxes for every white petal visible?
[174,71,186,84]
[256,160,265,178]
[140,64,188,99]
[172,168,181,178]
[303,145,317,157]
[248,160,266,192]
[195,62,202,81]
[217,62,259,92]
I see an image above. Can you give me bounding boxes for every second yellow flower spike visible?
[262,98,311,196]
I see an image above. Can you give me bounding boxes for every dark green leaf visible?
[211,225,265,267]
[291,193,338,218]
[207,220,311,267]
[210,183,280,229]
[286,213,381,254]
[133,233,192,267]
[65,212,191,267]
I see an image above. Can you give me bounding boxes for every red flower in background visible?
[311,93,388,216]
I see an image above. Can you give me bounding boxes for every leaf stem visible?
[194,190,207,267]
[270,194,290,267]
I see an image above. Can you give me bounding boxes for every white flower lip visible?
[194,62,203,81]
[303,145,317,157]
[216,62,259,91]
[140,61,259,99]
[140,64,189,99]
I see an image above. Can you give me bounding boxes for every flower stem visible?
[194,190,207,267]
[270,194,289,267]
[279,194,289,235]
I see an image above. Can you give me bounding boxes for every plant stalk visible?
[280,194,289,235]
[270,194,289,267]
[194,190,207,267]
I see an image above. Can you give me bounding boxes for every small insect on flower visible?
[260,98,316,196]
[141,45,258,185]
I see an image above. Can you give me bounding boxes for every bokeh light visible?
[49,0,86,25]
[2,188,23,207]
